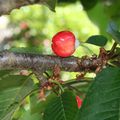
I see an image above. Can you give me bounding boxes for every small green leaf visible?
[86,35,108,46]
[0,71,35,120]
[107,21,120,44]
[80,0,98,10]
[43,91,78,120]
[75,67,120,120]
[41,0,57,12]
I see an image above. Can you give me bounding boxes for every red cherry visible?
[51,31,76,57]
[76,96,82,108]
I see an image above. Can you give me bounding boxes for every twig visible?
[108,42,118,58]
[67,85,83,94]
[63,78,93,86]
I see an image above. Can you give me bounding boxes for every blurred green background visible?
[1,0,120,55]
[9,2,99,53]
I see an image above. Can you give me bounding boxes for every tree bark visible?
[0,50,104,73]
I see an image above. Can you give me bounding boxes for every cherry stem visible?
[108,42,118,58]
[67,85,84,95]
[63,78,92,87]
[49,80,64,93]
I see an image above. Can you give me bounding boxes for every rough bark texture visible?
[0,50,106,73]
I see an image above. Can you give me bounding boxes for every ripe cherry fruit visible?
[51,31,76,57]
[76,96,82,108]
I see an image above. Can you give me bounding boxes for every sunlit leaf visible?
[0,71,35,120]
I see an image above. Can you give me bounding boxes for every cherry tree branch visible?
[0,49,119,86]
[0,49,113,73]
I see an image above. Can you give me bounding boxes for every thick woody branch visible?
[0,50,105,72]
[0,0,48,16]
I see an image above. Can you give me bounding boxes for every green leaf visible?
[86,35,108,46]
[0,71,35,120]
[0,70,12,77]
[80,0,98,10]
[107,21,120,44]
[75,67,120,120]
[30,93,47,114]
[41,0,57,12]
[19,109,42,120]
[30,92,55,120]
[43,91,78,120]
